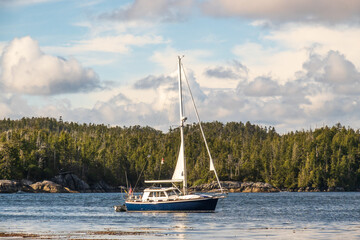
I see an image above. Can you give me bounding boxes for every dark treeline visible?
[0,117,359,190]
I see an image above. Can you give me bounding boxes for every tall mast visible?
[178,56,187,195]
[180,60,224,193]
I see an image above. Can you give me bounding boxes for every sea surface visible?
[0,192,360,239]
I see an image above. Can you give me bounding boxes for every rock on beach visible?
[0,180,28,193]
[30,180,77,193]
[0,179,77,193]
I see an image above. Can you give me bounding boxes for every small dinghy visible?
[114,204,127,212]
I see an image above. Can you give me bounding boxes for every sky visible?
[1,0,360,133]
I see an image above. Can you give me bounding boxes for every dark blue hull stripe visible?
[125,198,218,212]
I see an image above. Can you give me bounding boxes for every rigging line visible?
[133,159,148,193]
[180,62,224,193]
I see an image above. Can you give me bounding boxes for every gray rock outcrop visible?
[90,180,116,193]
[30,180,76,193]
[52,173,91,192]
[0,180,33,193]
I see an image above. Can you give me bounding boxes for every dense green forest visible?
[0,117,360,190]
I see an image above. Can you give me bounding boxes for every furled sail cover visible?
[172,141,185,180]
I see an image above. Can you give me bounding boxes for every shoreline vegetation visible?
[1,117,360,192]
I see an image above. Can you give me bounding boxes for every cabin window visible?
[168,190,178,196]
[159,192,166,197]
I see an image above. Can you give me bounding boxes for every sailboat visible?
[125,56,225,212]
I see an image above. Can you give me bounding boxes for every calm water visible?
[1,192,360,239]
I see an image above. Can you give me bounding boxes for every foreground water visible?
[0,192,360,239]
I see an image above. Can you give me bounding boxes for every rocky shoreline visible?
[191,181,280,193]
[0,176,350,193]
[0,173,120,193]
[192,181,350,193]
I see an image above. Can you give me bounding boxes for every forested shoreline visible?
[0,117,359,191]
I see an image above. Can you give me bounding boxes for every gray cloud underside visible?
[134,75,177,90]
[201,0,360,24]
[205,60,248,80]
[99,0,360,25]
[99,0,194,22]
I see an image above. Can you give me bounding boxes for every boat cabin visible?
[142,187,180,202]
[125,187,181,203]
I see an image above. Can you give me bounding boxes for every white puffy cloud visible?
[232,42,308,83]
[243,76,281,97]
[201,0,360,24]
[303,51,360,94]
[232,24,360,86]
[0,94,35,119]
[265,25,360,68]
[0,36,101,95]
